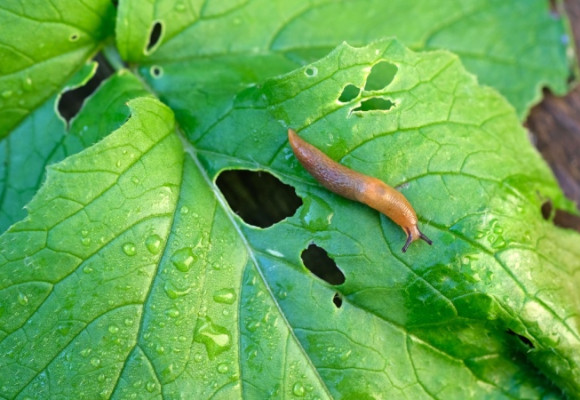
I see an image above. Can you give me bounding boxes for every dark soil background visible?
[526,0,580,231]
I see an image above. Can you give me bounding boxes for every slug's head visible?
[402,225,432,253]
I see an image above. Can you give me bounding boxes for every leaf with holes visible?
[0,0,116,138]
[0,66,149,233]
[123,0,574,121]
[2,36,580,399]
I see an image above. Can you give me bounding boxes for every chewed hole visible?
[57,55,114,128]
[216,169,302,228]
[352,97,395,112]
[146,21,163,53]
[364,61,398,91]
[305,66,318,77]
[150,65,163,78]
[338,84,360,103]
[301,244,345,285]
[332,292,343,308]
[506,329,535,348]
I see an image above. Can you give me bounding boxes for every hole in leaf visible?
[338,84,360,103]
[216,169,302,228]
[305,66,318,77]
[332,292,343,308]
[364,61,398,91]
[146,21,163,53]
[352,97,395,112]
[57,54,114,127]
[151,65,163,78]
[506,329,535,348]
[541,200,580,231]
[301,244,345,285]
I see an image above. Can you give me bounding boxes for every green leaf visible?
[120,0,572,119]
[0,68,149,233]
[0,0,116,137]
[2,39,579,398]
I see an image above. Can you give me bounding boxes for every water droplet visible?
[122,242,137,256]
[163,281,191,299]
[17,292,29,306]
[194,316,232,359]
[217,363,229,374]
[166,308,180,318]
[213,288,237,305]
[80,348,91,357]
[292,382,306,397]
[171,248,196,272]
[145,234,163,254]
[194,353,203,362]
[124,318,134,326]
[155,345,165,355]
[146,382,156,392]
[246,320,260,332]
[108,325,119,334]
[97,374,106,382]
[131,176,140,184]
[90,358,101,367]
[23,77,33,90]
[2,90,13,98]
[83,266,94,274]
[180,206,189,214]
[81,237,91,247]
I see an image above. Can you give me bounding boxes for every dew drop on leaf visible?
[217,363,229,374]
[2,90,13,98]
[194,316,232,359]
[90,358,101,367]
[108,325,119,334]
[122,242,136,256]
[171,248,196,272]
[292,382,306,397]
[166,308,180,318]
[146,382,156,392]
[17,292,28,306]
[163,281,191,299]
[213,288,237,304]
[145,234,163,254]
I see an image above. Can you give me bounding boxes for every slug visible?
[288,128,432,252]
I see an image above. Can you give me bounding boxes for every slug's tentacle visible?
[288,128,432,253]
[402,227,432,253]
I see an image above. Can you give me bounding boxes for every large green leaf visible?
[118,0,572,119]
[1,39,579,399]
[0,0,116,137]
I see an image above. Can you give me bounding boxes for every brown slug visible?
[288,128,432,252]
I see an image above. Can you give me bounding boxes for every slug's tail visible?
[402,226,432,253]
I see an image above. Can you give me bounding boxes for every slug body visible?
[288,128,432,252]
